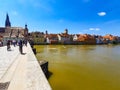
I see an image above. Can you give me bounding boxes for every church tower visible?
[24,24,28,37]
[45,30,48,35]
[64,29,68,34]
[5,13,11,27]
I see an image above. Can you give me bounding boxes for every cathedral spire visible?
[5,13,11,27]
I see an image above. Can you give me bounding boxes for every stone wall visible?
[39,60,49,78]
[27,43,52,90]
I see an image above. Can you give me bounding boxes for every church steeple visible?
[5,13,11,27]
[24,24,28,37]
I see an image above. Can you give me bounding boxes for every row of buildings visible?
[0,13,120,45]
[29,29,120,45]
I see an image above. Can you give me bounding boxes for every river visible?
[35,45,120,90]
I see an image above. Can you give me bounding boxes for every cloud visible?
[97,12,106,16]
[95,28,100,31]
[89,28,94,30]
[89,28,100,31]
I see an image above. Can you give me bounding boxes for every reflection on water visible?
[35,45,120,90]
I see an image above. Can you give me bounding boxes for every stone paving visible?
[0,45,19,80]
[0,44,51,90]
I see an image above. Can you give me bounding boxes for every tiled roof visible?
[59,33,70,37]
[47,34,58,38]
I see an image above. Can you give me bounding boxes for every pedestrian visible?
[0,41,2,47]
[24,39,27,46]
[18,40,23,54]
[7,40,11,51]
[12,39,16,47]
[1,41,3,46]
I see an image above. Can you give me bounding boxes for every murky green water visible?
[35,45,120,90]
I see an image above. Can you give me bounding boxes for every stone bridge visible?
[0,43,51,90]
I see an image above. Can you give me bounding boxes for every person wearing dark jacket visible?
[19,40,23,54]
[7,40,11,51]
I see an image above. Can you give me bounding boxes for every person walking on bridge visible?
[7,40,11,51]
[18,40,23,54]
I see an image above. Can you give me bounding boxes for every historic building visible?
[0,13,28,45]
[77,34,96,44]
[28,31,45,44]
[57,29,73,44]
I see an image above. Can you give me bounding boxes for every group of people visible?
[7,39,28,54]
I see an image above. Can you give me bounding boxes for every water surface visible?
[35,45,120,90]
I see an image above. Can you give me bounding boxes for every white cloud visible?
[95,28,100,31]
[97,12,106,16]
[89,28,100,31]
[89,28,94,30]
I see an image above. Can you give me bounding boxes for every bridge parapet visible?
[26,43,52,90]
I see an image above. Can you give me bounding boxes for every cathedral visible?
[0,13,28,45]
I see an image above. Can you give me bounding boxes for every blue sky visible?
[0,0,120,36]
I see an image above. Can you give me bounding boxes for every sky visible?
[0,0,120,36]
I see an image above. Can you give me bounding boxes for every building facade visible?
[0,13,29,45]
